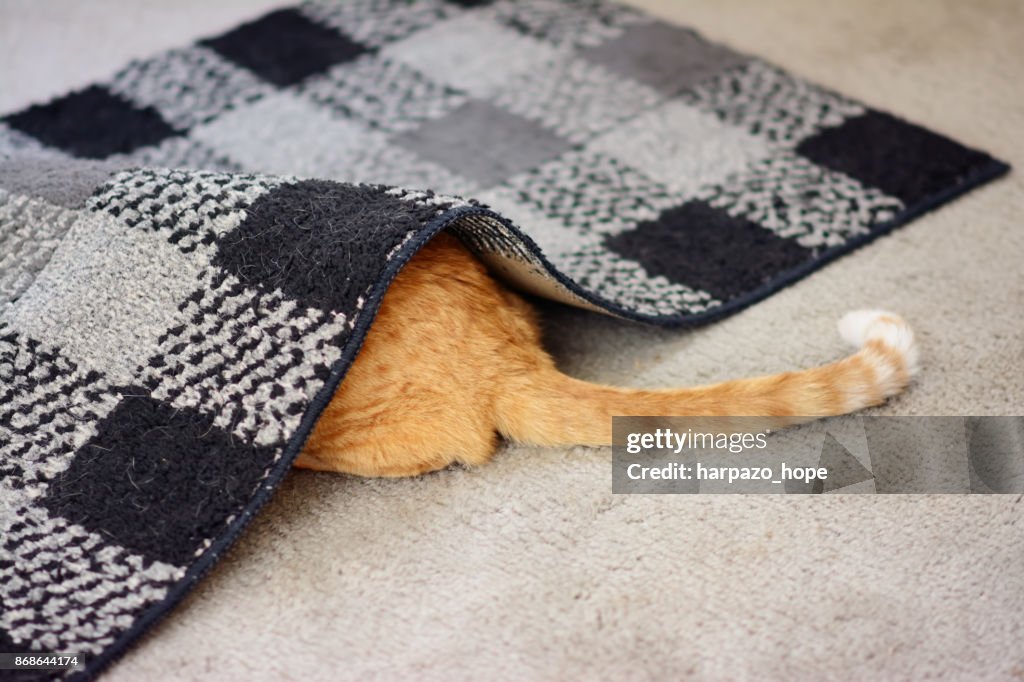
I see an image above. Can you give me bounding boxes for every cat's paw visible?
[837,309,919,376]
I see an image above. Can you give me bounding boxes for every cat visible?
[295,232,918,477]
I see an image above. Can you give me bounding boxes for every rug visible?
[0,0,1009,679]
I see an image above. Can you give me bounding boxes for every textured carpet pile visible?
[0,0,1010,679]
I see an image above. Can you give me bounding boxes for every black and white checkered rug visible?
[0,0,1009,679]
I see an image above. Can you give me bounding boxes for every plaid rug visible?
[0,0,1009,679]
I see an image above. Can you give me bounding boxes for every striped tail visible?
[497,310,919,446]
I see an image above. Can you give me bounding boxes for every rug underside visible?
[0,0,1009,679]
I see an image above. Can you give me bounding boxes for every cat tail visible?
[496,310,919,446]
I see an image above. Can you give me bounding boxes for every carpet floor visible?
[2,0,1021,679]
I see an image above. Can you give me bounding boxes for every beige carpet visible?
[3,0,1022,679]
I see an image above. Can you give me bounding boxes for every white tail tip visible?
[838,309,919,377]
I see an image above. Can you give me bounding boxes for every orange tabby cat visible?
[296,232,918,477]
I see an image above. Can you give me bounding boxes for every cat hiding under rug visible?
[296,233,917,477]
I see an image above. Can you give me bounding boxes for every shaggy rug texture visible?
[0,0,1012,680]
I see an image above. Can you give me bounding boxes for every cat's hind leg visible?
[296,411,499,477]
